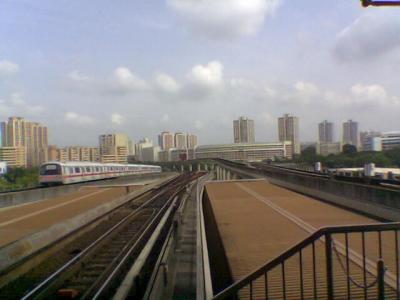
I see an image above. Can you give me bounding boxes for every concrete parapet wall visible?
[217,162,400,222]
[0,172,171,209]
[0,175,175,272]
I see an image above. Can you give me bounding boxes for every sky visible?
[0,0,399,147]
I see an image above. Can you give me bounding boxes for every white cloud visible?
[154,72,180,93]
[167,0,282,39]
[68,70,92,82]
[195,120,204,129]
[64,111,95,125]
[111,113,125,125]
[351,84,387,100]
[264,86,277,98]
[334,11,400,62]
[229,78,257,89]
[0,60,19,77]
[113,67,148,91]
[161,113,170,122]
[0,93,44,117]
[318,84,400,108]
[9,93,44,115]
[188,61,223,88]
[294,81,319,97]
[262,112,274,126]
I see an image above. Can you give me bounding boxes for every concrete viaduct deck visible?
[203,179,400,300]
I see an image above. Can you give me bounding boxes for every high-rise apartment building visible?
[278,114,300,154]
[187,134,198,149]
[174,132,187,149]
[318,120,334,143]
[99,133,129,163]
[233,117,255,144]
[7,117,25,147]
[4,117,48,167]
[342,120,359,148]
[0,122,7,147]
[158,131,174,151]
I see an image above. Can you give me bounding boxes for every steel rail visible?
[20,175,185,300]
[94,177,196,299]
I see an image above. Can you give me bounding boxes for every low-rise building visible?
[89,147,100,162]
[381,132,400,151]
[317,142,342,156]
[360,131,381,151]
[363,137,382,152]
[67,146,80,161]
[194,142,293,162]
[158,150,171,162]
[141,146,160,162]
[0,146,26,168]
[57,148,68,162]
[135,138,153,161]
[48,145,58,161]
[100,154,127,164]
[170,148,189,161]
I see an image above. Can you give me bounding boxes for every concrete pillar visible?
[226,170,231,180]
[205,164,208,171]
[222,168,226,181]
[197,164,201,172]
[189,164,193,172]
[180,165,184,172]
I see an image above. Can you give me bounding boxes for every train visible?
[39,161,162,186]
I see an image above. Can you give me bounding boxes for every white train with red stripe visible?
[39,161,161,186]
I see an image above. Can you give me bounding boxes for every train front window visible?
[40,164,61,175]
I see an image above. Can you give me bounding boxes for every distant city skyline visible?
[1,2,399,146]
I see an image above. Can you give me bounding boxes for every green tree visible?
[342,144,357,155]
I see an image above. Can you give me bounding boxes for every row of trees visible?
[292,145,400,168]
[0,168,39,192]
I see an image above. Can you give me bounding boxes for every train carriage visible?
[39,161,161,186]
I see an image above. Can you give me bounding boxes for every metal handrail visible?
[212,222,400,300]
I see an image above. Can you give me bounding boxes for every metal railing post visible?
[325,233,334,300]
[377,259,385,300]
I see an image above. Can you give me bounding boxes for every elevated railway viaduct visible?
[0,159,399,299]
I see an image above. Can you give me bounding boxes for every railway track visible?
[17,172,204,300]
